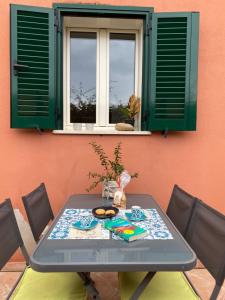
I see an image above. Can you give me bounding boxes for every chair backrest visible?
[22,183,54,242]
[166,185,197,237]
[186,200,225,300]
[0,199,29,270]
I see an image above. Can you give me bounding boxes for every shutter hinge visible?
[55,106,61,121]
[35,125,44,134]
[141,111,149,130]
[146,23,152,36]
[143,111,149,122]
[146,14,152,36]
[162,128,169,138]
[54,12,61,33]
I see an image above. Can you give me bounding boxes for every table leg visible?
[129,272,156,300]
[77,272,101,300]
[83,272,95,285]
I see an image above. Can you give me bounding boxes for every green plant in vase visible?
[86,141,138,198]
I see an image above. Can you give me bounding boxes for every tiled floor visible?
[1,262,225,300]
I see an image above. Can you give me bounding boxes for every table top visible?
[30,194,196,272]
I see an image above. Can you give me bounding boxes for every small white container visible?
[85,123,94,130]
[73,123,82,130]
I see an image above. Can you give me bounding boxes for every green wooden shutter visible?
[10,5,56,129]
[148,12,199,131]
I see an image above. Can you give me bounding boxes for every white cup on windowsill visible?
[73,123,82,130]
[85,123,94,131]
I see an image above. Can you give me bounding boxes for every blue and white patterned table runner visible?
[48,208,173,240]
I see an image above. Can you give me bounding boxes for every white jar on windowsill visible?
[85,123,94,130]
[73,123,82,130]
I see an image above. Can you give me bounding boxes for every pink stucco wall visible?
[1,0,225,222]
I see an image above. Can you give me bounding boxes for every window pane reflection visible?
[109,33,136,124]
[70,32,96,123]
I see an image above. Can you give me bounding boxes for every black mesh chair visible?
[119,199,225,300]
[22,183,54,242]
[186,200,225,300]
[0,199,29,271]
[0,198,86,300]
[166,185,197,237]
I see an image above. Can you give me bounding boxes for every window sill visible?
[53,130,151,135]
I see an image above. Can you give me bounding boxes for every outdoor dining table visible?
[30,194,197,300]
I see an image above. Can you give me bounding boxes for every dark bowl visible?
[92,206,119,219]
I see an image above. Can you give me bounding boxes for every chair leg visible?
[6,269,26,300]
[129,272,156,300]
[83,272,95,284]
[20,244,30,265]
[78,272,101,300]
[183,272,201,298]
[210,284,221,300]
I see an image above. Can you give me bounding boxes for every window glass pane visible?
[109,33,136,124]
[70,32,96,123]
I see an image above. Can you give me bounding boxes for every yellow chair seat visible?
[11,267,86,300]
[119,271,200,300]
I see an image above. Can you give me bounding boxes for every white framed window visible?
[63,17,143,132]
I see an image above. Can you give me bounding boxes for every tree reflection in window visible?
[109,33,136,124]
[70,32,96,123]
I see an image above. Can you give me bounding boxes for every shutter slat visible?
[11,5,55,129]
[157,53,186,55]
[18,95,49,100]
[17,93,49,97]
[17,15,48,22]
[156,103,185,106]
[157,68,186,72]
[17,66,49,71]
[18,89,49,94]
[17,10,48,17]
[158,36,186,38]
[18,43,48,49]
[18,49,49,55]
[18,32,49,38]
[156,98,184,101]
[19,72,49,78]
[18,21,49,27]
[156,83,185,87]
[18,38,48,45]
[18,83,49,88]
[157,49,186,53]
[18,62,48,69]
[18,78,48,84]
[157,42,186,45]
[18,99,48,103]
[18,104,49,109]
[18,55,48,62]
